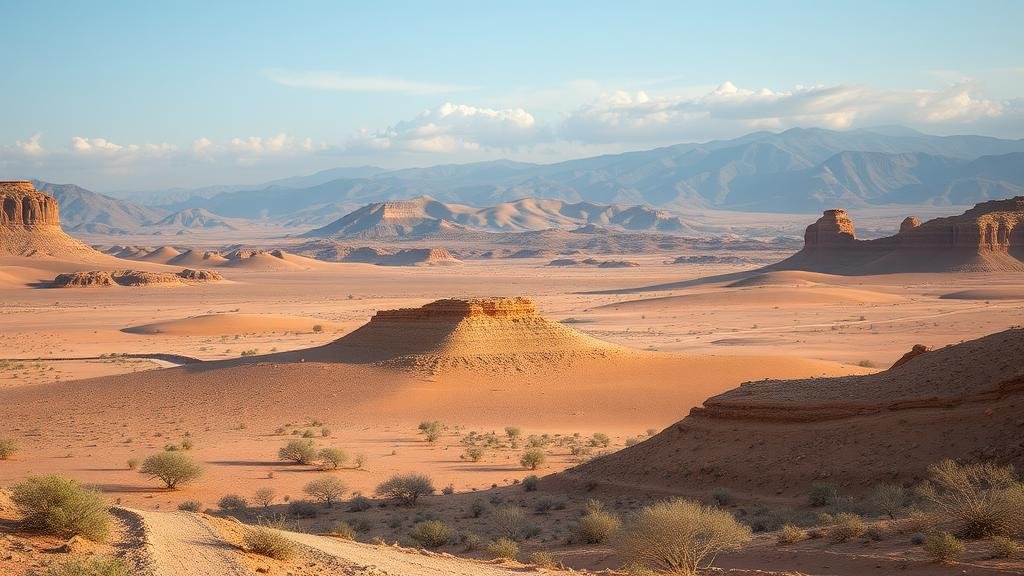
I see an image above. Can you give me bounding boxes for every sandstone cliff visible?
[0,181,98,257]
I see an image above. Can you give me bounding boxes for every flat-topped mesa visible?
[803,208,856,248]
[372,297,537,322]
[0,181,61,227]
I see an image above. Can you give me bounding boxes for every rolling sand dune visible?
[562,328,1024,498]
[940,287,1024,300]
[136,245,183,263]
[597,285,901,310]
[122,313,339,335]
[725,270,838,287]
[221,249,327,271]
[167,249,229,267]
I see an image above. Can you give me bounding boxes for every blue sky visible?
[1,0,1022,190]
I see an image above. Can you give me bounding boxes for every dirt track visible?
[117,508,250,576]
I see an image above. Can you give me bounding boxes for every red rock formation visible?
[803,209,856,248]
[176,268,224,281]
[890,344,930,369]
[0,181,61,227]
[899,216,921,233]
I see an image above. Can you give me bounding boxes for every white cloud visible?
[562,81,1008,143]
[347,102,544,153]
[266,69,473,95]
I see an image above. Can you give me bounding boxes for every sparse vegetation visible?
[253,487,276,508]
[917,459,1024,538]
[712,488,734,507]
[486,536,520,560]
[522,475,539,492]
[576,499,621,543]
[617,498,752,576]
[829,513,866,543]
[139,451,203,488]
[243,525,298,560]
[809,482,838,507]
[0,438,17,460]
[520,448,546,470]
[410,519,452,548]
[278,439,317,465]
[304,476,347,507]
[10,475,110,541]
[347,495,373,512]
[317,446,348,469]
[589,432,611,447]
[312,324,324,333]
[991,535,1020,558]
[923,531,964,562]
[418,420,444,442]
[218,494,249,512]
[777,524,806,544]
[528,551,557,568]
[492,504,529,541]
[287,500,319,518]
[178,500,201,512]
[464,446,485,462]
[42,556,129,576]
[872,483,907,520]
[375,473,434,506]
[327,520,356,539]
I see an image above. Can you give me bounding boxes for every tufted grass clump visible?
[923,531,964,562]
[486,536,519,560]
[42,556,129,576]
[576,499,621,544]
[409,519,452,548]
[243,525,298,560]
[11,475,111,541]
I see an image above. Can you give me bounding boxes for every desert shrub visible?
[347,495,373,512]
[42,556,129,576]
[217,494,248,512]
[492,504,529,540]
[505,426,522,447]
[288,500,319,518]
[441,483,455,495]
[917,459,1024,538]
[576,500,621,544]
[321,427,331,437]
[253,487,276,507]
[302,430,315,438]
[177,500,201,512]
[243,525,298,560]
[410,519,452,548]
[470,498,487,518]
[808,482,838,507]
[991,535,1020,558]
[486,536,519,560]
[327,520,355,540]
[11,475,110,541]
[376,473,434,506]
[126,458,138,470]
[617,498,752,576]
[829,513,866,543]
[462,532,483,551]
[589,432,611,448]
[520,448,546,470]
[278,439,317,465]
[625,437,641,447]
[464,447,485,462]
[304,476,347,507]
[418,421,443,442]
[528,551,557,568]
[353,453,367,469]
[522,475,539,492]
[139,452,203,489]
[0,439,18,460]
[777,524,806,544]
[865,525,884,541]
[317,447,348,469]
[872,483,907,520]
[312,324,323,333]
[923,531,964,562]
[712,488,734,507]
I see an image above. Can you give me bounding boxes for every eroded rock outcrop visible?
[890,343,930,369]
[0,181,61,227]
[50,268,224,287]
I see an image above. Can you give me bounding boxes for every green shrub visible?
[991,536,1020,559]
[418,421,443,442]
[917,459,1024,538]
[576,499,621,544]
[327,521,355,540]
[42,556,129,576]
[589,432,611,447]
[303,476,347,507]
[139,452,203,489]
[177,500,201,512]
[808,482,838,507]
[11,475,110,541]
[617,498,752,576]
[243,525,298,560]
[520,448,546,470]
[923,531,964,562]
[486,537,519,560]
[522,475,539,492]
[317,447,348,469]
[279,439,317,464]
[375,473,434,506]
[217,494,248,512]
[462,533,483,551]
[492,504,529,541]
[504,426,522,447]
[464,446,485,462]
[410,519,452,548]
[829,513,866,543]
[0,438,17,460]
[777,524,805,544]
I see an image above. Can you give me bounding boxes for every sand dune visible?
[122,313,339,335]
[167,249,229,267]
[222,249,326,271]
[136,245,182,263]
[598,285,901,310]
[940,287,1024,300]
[726,270,838,287]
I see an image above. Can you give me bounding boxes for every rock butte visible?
[774,196,1024,273]
[0,181,60,226]
[0,181,98,257]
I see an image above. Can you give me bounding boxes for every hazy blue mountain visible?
[32,180,167,232]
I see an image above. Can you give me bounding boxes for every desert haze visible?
[2,3,1024,575]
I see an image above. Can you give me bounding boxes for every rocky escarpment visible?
[1,181,97,257]
[287,297,626,371]
[773,196,1024,273]
[50,268,224,288]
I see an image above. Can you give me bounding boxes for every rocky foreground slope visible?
[563,328,1024,497]
[774,196,1024,273]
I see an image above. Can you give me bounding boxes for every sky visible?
[1,0,1022,191]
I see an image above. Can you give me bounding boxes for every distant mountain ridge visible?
[32,180,166,233]
[300,196,693,239]
[151,127,1024,219]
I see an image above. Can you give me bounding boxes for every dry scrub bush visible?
[520,448,546,470]
[872,483,908,520]
[140,452,202,489]
[829,513,866,543]
[0,438,17,460]
[486,537,520,560]
[991,536,1020,558]
[243,525,298,560]
[304,476,347,507]
[808,482,838,507]
[917,459,1024,538]
[253,487,276,507]
[177,500,201,512]
[616,498,752,576]
[279,439,317,465]
[522,475,539,492]
[418,421,443,442]
[777,524,806,544]
[11,475,110,541]
[288,500,319,518]
[376,473,434,506]
[317,447,348,469]
[577,500,621,544]
[464,447,485,462]
[923,531,964,562]
[328,521,356,540]
[347,495,373,512]
[528,551,557,568]
[410,519,452,548]
[218,494,249,512]
[492,504,529,541]
[43,556,129,576]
